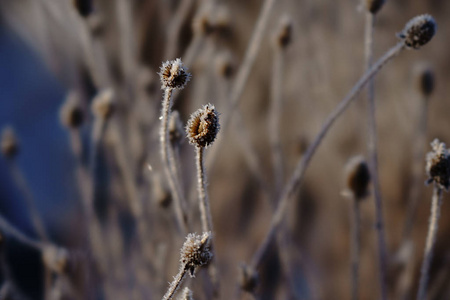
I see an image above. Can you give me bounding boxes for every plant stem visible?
[162,266,188,300]
[351,197,361,300]
[250,42,404,270]
[417,185,443,300]
[196,146,212,233]
[160,88,188,235]
[365,12,388,300]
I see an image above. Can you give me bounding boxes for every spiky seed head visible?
[180,232,212,277]
[159,59,191,90]
[91,89,115,120]
[275,16,293,48]
[178,287,194,300]
[365,0,385,14]
[344,156,371,199]
[1,127,19,159]
[414,63,435,97]
[215,52,235,78]
[169,111,184,146]
[60,92,84,129]
[399,14,437,49]
[186,104,220,148]
[42,245,69,274]
[425,139,450,191]
[239,264,259,293]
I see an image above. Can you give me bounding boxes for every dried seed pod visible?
[60,92,84,129]
[1,127,19,159]
[239,264,259,293]
[425,139,450,191]
[365,0,385,14]
[414,63,435,97]
[42,245,69,274]
[215,52,235,79]
[169,111,185,146]
[159,58,191,90]
[344,156,371,199]
[186,104,220,148]
[180,232,212,276]
[91,89,115,120]
[398,14,437,49]
[274,16,293,48]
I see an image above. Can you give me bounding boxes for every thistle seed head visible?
[186,104,220,148]
[178,287,194,300]
[398,14,437,49]
[91,89,115,120]
[365,0,385,14]
[1,127,19,159]
[159,58,191,90]
[180,232,212,277]
[239,264,259,293]
[60,91,84,129]
[414,63,435,97]
[169,111,185,147]
[426,139,450,191]
[274,16,293,48]
[344,156,371,199]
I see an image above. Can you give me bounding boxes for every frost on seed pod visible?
[239,264,259,293]
[159,58,191,90]
[169,111,185,146]
[414,63,435,97]
[60,91,84,129]
[91,89,115,120]
[425,139,450,191]
[365,0,385,14]
[1,127,19,159]
[186,104,220,148]
[180,232,212,276]
[344,155,371,199]
[398,14,437,49]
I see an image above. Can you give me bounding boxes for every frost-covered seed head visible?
[180,232,212,276]
[344,156,371,199]
[1,127,19,159]
[159,59,191,90]
[426,139,450,191]
[186,104,220,148]
[399,14,437,49]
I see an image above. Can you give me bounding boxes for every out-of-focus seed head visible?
[239,264,259,293]
[186,104,220,148]
[60,92,84,129]
[344,155,371,199]
[414,63,435,97]
[73,0,93,17]
[1,127,19,159]
[425,139,450,191]
[192,5,214,37]
[274,16,293,48]
[87,14,105,36]
[91,89,115,120]
[178,287,194,300]
[398,14,437,49]
[215,51,235,78]
[365,0,385,14]
[151,172,171,208]
[159,59,191,90]
[169,111,185,147]
[42,245,69,274]
[180,232,212,277]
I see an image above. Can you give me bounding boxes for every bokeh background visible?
[0,0,449,299]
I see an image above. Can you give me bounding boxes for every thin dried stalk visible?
[351,197,361,300]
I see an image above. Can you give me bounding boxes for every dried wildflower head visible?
[169,111,184,146]
[1,127,19,159]
[42,245,69,274]
[215,52,235,79]
[159,58,191,90]
[344,156,371,199]
[178,287,194,300]
[274,16,293,48]
[239,264,259,293]
[365,0,385,14]
[414,63,435,97]
[73,0,93,17]
[398,14,437,49]
[91,89,115,120]
[426,139,450,191]
[60,92,84,129]
[180,232,212,276]
[186,104,220,148]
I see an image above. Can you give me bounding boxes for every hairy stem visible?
[162,266,188,300]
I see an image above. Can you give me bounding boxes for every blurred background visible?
[0,0,448,299]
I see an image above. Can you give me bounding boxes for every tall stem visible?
[417,186,443,300]
[196,146,212,233]
[365,12,388,300]
[250,42,404,270]
[351,198,361,300]
[162,266,187,300]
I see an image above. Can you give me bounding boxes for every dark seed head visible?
[1,127,19,159]
[365,0,385,14]
[399,14,437,49]
[159,59,191,90]
[426,139,450,191]
[344,156,371,199]
[186,104,220,148]
[60,92,84,129]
